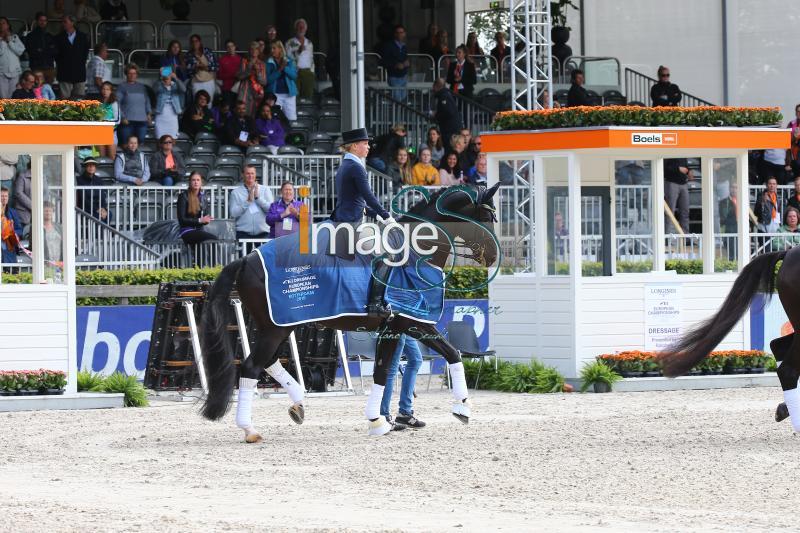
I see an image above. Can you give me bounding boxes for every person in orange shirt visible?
[409,147,440,186]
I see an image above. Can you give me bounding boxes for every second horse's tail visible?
[659,250,787,377]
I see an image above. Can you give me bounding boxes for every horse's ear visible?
[482,183,500,203]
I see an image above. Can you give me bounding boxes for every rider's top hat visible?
[340,128,370,145]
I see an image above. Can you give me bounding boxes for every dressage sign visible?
[644,283,683,350]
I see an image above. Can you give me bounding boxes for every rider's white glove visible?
[377,215,397,226]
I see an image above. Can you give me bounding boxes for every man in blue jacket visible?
[380,25,409,102]
[331,128,394,317]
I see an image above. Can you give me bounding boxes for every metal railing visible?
[366,88,433,150]
[95,20,158,50]
[436,54,500,84]
[160,21,220,50]
[624,67,714,107]
[562,56,622,87]
[75,208,161,269]
[453,92,496,135]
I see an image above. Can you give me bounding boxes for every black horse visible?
[659,248,800,428]
[199,184,500,441]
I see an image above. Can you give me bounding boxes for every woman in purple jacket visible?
[266,181,304,238]
[254,101,286,155]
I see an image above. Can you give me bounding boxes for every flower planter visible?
[642,371,661,378]
[0,390,13,396]
[747,367,765,374]
[42,388,65,395]
[593,382,611,393]
[619,371,639,378]
[16,389,39,396]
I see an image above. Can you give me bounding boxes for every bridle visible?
[419,203,497,266]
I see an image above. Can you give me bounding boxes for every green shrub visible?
[98,372,149,407]
[499,360,545,393]
[579,361,621,392]
[77,370,106,392]
[533,367,566,393]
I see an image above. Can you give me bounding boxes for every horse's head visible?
[403,184,500,267]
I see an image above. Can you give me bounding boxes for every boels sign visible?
[631,132,678,146]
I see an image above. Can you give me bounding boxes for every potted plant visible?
[42,370,67,395]
[550,0,578,69]
[17,370,41,395]
[746,352,766,374]
[580,361,621,393]
[641,356,661,377]
[0,371,14,396]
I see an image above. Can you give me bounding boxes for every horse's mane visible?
[399,186,475,220]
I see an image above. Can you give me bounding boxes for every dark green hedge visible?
[0,99,105,121]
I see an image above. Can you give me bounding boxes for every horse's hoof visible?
[776,402,790,423]
[367,418,392,436]
[289,403,305,425]
[452,399,471,424]
[243,428,263,443]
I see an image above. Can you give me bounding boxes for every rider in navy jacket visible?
[331,128,393,317]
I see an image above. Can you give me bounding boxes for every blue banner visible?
[76,300,490,379]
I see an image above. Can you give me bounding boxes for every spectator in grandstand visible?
[718,181,738,234]
[490,31,509,66]
[432,78,462,148]
[465,134,481,169]
[266,40,298,121]
[100,0,129,20]
[0,186,20,264]
[760,147,792,185]
[449,133,471,172]
[650,66,682,107]
[114,136,151,186]
[181,89,215,140]
[0,17,25,100]
[47,0,66,20]
[466,32,484,56]
[466,153,488,186]
[224,100,259,152]
[149,135,185,187]
[286,18,315,100]
[74,0,101,24]
[75,158,109,221]
[566,68,589,107]
[212,97,232,138]
[153,68,186,140]
[161,40,189,82]
[785,175,800,213]
[380,24,410,101]
[117,64,151,145]
[419,22,439,56]
[381,335,426,430]
[776,207,800,248]
[41,200,62,264]
[538,88,561,109]
[33,70,56,100]
[229,165,274,240]
[419,126,444,166]
[439,151,463,186]
[99,81,119,160]
[388,147,413,189]
[263,92,290,129]
[11,71,36,99]
[186,34,219,105]
[55,15,91,99]
[255,38,266,60]
[265,25,279,46]
[787,104,800,178]
[410,147,440,186]
[86,43,110,98]
[664,158,693,233]
[266,181,304,238]
[237,41,267,117]
[177,172,216,245]
[7,156,24,219]
[255,101,286,155]
[218,39,241,106]
[24,13,56,84]
[447,45,477,98]
[615,160,650,185]
[754,176,781,232]
[368,123,407,172]
[432,29,450,71]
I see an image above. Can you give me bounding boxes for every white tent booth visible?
[482,125,788,379]
[0,120,121,410]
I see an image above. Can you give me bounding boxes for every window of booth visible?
[664,156,703,273]
[713,157,739,272]
[0,153,33,282]
[497,159,535,274]
[545,157,569,275]
[615,160,654,273]
[42,155,64,284]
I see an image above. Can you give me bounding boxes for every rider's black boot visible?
[367,260,392,318]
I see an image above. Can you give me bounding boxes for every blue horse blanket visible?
[256,229,444,327]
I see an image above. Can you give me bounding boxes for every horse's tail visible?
[199,257,244,420]
[659,250,787,377]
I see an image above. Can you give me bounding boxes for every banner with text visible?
[644,283,682,351]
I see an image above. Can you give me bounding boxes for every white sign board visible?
[644,283,682,351]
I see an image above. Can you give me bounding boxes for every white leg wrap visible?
[449,362,469,402]
[266,360,305,404]
[784,388,800,432]
[365,383,385,420]
[236,378,258,430]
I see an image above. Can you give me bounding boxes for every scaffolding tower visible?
[509,0,553,110]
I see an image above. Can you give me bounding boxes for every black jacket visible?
[223,115,256,148]
[373,131,406,166]
[176,190,212,230]
[718,197,738,233]
[55,30,91,83]
[434,87,462,142]
[664,158,690,185]
[446,60,477,97]
[180,106,215,139]
[23,26,56,70]
[567,83,589,107]
[76,171,108,215]
[149,150,187,184]
[650,81,682,107]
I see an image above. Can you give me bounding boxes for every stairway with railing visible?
[624,68,715,107]
[367,88,434,150]
[75,207,161,269]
